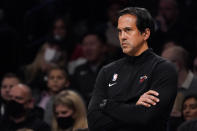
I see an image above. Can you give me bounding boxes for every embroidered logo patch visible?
[139,75,148,83]
[112,73,118,81]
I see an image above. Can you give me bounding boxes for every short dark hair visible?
[81,31,107,45]
[118,7,155,34]
[2,73,21,82]
[47,66,69,81]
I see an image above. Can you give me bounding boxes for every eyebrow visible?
[117,26,132,30]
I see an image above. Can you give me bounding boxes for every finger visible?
[146,90,159,96]
[141,101,151,107]
[145,95,160,103]
[142,98,157,106]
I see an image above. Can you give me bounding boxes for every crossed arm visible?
[88,63,177,131]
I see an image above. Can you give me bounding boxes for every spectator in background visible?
[161,46,197,98]
[41,66,70,125]
[72,31,107,106]
[0,84,50,131]
[182,95,197,121]
[0,73,20,116]
[105,1,122,47]
[51,16,75,58]
[152,0,189,54]
[52,90,88,131]
[161,46,197,131]
[103,0,125,61]
[24,16,73,65]
[177,95,197,131]
[19,41,67,104]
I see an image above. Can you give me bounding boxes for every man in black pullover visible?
[88,7,177,131]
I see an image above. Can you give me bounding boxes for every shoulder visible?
[75,62,88,71]
[102,57,126,71]
[178,118,197,131]
[153,54,177,73]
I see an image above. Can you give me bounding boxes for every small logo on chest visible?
[108,73,118,87]
[139,75,148,83]
[112,73,118,81]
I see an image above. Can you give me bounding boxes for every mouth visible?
[185,115,191,120]
[121,42,127,47]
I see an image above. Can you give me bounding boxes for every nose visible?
[184,108,190,114]
[57,113,64,118]
[119,31,127,41]
[5,86,11,92]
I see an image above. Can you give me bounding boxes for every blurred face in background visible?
[183,97,197,121]
[55,104,75,129]
[161,48,180,71]
[53,19,67,40]
[9,84,33,109]
[82,34,105,63]
[47,69,68,94]
[1,77,20,101]
[55,104,73,118]
[158,0,178,23]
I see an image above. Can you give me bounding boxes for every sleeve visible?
[101,61,178,126]
[87,67,118,131]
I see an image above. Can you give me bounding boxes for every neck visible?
[132,42,149,56]
[178,68,188,87]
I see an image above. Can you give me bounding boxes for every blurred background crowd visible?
[0,0,197,130]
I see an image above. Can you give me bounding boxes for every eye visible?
[62,111,68,114]
[49,76,55,80]
[125,27,132,32]
[190,104,197,109]
[117,29,121,33]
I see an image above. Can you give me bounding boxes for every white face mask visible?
[44,48,61,63]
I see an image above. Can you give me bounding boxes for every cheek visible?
[47,80,53,87]
[191,109,197,116]
[59,80,66,86]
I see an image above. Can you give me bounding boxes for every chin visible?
[123,49,132,55]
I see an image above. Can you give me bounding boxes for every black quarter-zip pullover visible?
[88,49,177,131]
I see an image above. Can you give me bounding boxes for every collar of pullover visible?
[126,48,153,64]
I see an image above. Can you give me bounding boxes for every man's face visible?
[118,14,146,56]
[1,78,20,101]
[82,34,105,63]
[9,85,31,109]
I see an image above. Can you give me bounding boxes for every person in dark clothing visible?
[0,83,50,131]
[72,32,107,105]
[0,73,21,117]
[88,7,177,131]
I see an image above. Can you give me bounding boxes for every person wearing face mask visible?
[18,42,67,105]
[52,90,88,131]
[0,84,50,131]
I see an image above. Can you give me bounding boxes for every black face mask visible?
[57,116,75,129]
[6,100,26,118]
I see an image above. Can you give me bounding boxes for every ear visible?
[142,28,150,41]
